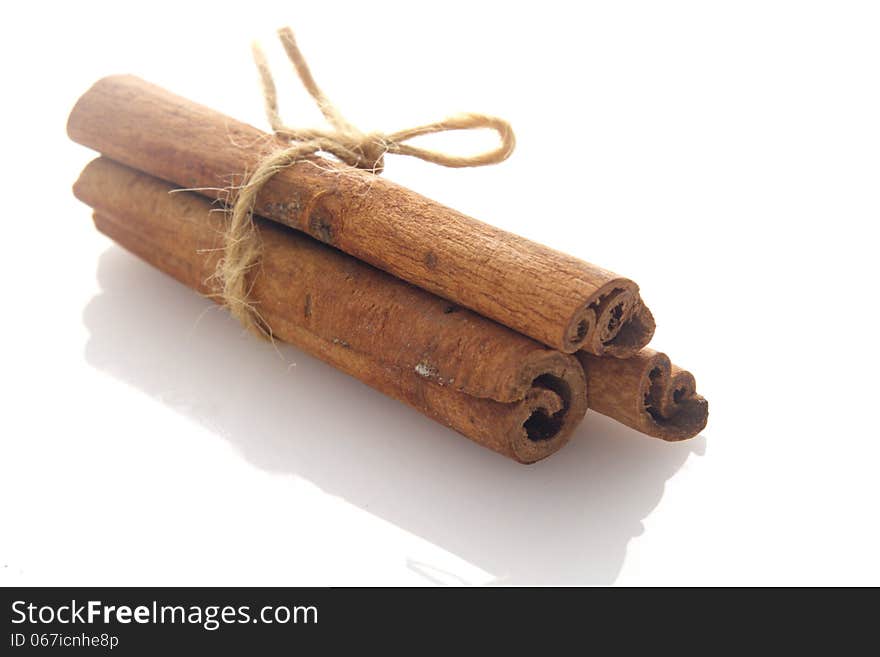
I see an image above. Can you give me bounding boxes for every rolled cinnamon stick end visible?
[578,349,708,441]
[67,75,654,356]
[76,158,588,463]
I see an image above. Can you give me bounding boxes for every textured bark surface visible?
[67,75,654,356]
[75,158,588,463]
[578,349,708,441]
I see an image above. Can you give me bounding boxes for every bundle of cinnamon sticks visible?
[67,74,707,464]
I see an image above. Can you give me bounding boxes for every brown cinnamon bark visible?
[578,349,708,441]
[67,75,654,356]
[75,157,588,463]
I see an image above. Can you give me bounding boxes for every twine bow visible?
[220,27,516,338]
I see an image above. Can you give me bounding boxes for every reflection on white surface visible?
[83,246,704,585]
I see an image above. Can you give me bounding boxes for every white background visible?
[1,1,877,586]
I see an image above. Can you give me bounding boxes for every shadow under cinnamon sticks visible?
[83,246,706,584]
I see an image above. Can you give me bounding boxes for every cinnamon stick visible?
[578,349,708,441]
[74,157,588,463]
[67,75,655,356]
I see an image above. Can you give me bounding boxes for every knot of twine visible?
[220,27,516,338]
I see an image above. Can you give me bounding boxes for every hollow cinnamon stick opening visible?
[67,75,654,356]
[578,349,708,441]
[75,157,588,463]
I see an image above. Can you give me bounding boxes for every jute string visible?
[220,27,516,338]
